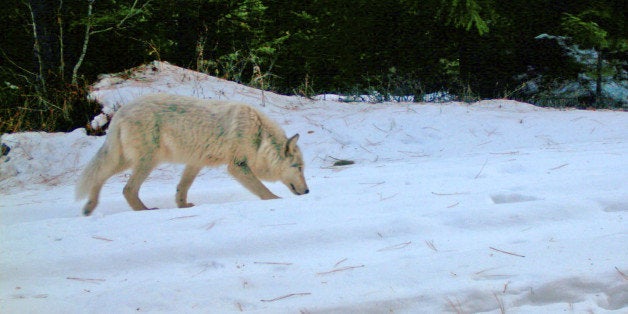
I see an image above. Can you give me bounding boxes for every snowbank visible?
[1,63,627,313]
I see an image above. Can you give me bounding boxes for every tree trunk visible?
[72,0,93,85]
[29,0,63,93]
[595,49,603,107]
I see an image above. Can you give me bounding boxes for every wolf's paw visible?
[178,203,195,208]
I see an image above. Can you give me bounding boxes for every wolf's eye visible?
[291,163,303,172]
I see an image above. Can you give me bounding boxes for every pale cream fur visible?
[76,93,308,216]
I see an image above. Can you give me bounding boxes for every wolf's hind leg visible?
[82,161,128,216]
[176,165,201,208]
[123,162,155,210]
[228,161,279,200]
[82,178,106,216]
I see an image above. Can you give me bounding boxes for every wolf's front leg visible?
[176,165,201,208]
[228,161,279,200]
[123,162,155,210]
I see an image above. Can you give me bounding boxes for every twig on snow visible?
[398,150,430,157]
[317,265,365,275]
[378,192,398,201]
[91,236,113,242]
[548,163,569,171]
[475,158,489,179]
[432,191,468,196]
[67,277,106,283]
[359,181,385,188]
[254,261,293,266]
[205,221,217,230]
[260,292,311,302]
[377,241,412,252]
[334,258,348,268]
[489,151,519,155]
[447,202,460,208]
[490,246,525,258]
[425,240,438,252]
[503,281,511,293]
[168,215,198,220]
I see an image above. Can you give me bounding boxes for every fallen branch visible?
[317,265,365,275]
[490,247,525,258]
[260,292,311,302]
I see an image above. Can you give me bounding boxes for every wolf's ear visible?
[285,134,300,156]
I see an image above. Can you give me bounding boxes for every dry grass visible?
[446,297,464,314]
[494,293,506,314]
[1,84,101,134]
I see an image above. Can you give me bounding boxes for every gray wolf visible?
[76,93,308,215]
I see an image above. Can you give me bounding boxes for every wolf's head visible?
[279,134,309,196]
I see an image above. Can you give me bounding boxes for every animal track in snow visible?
[512,277,628,310]
[490,193,539,204]
[599,200,628,212]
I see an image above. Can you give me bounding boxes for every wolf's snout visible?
[290,183,309,195]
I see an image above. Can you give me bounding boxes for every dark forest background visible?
[1,0,626,133]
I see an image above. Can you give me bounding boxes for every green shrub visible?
[0,77,101,134]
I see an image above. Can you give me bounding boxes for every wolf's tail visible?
[75,128,123,200]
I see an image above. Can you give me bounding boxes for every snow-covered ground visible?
[1,61,627,313]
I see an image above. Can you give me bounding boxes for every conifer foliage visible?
[1,0,625,132]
